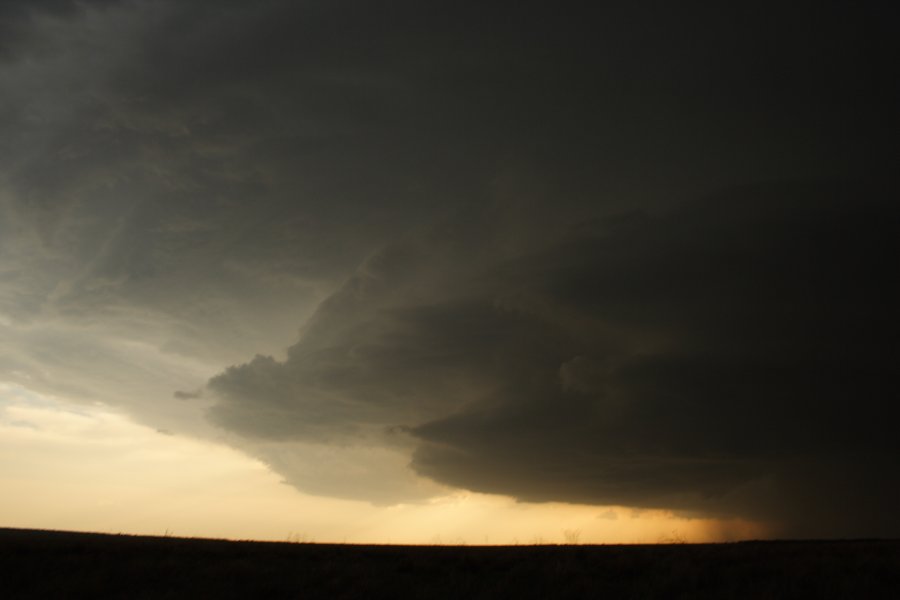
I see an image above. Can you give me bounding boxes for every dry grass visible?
[2,527,899,599]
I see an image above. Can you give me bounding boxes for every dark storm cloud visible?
[204,1,898,535]
[209,180,900,536]
[3,0,898,536]
[410,183,900,537]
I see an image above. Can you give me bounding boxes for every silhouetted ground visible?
[2,527,899,599]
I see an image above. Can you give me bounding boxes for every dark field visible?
[2,528,899,599]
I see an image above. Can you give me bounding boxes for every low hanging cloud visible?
[208,180,900,537]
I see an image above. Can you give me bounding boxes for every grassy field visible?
[2,527,898,599]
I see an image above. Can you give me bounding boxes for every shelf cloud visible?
[209,181,900,537]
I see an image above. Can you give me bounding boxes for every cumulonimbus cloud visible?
[208,180,900,538]
[3,0,896,538]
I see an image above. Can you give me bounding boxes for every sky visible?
[1,0,898,543]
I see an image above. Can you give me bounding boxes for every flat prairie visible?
[2,527,898,599]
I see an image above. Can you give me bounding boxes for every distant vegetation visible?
[2,528,899,599]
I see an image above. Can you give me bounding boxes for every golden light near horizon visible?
[0,382,767,545]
